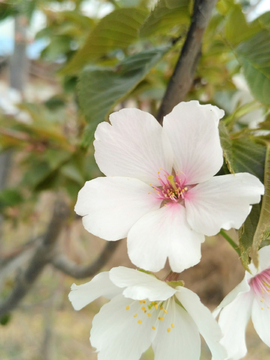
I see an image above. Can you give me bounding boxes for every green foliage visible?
[236,30,270,106]
[61,8,149,75]
[0,313,11,326]
[250,144,270,267]
[239,204,261,270]
[225,4,260,45]
[219,123,266,182]
[140,0,191,37]
[78,46,170,146]
[219,122,267,268]
[0,189,23,212]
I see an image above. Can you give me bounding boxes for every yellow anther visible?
[163,309,167,314]
[134,314,137,318]
[144,310,147,313]
[139,301,143,303]
[158,171,160,174]
[152,326,156,330]
[126,306,130,310]
[138,320,142,324]
[184,187,188,191]
[160,306,163,310]
[148,192,151,195]
[147,313,151,317]
[158,316,164,321]
[141,306,146,311]
[142,300,146,303]
[154,304,158,309]
[171,323,175,328]
[167,328,171,333]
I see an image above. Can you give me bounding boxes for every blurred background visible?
[0,0,270,359]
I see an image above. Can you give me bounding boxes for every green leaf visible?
[225,4,260,46]
[0,313,11,326]
[219,122,266,182]
[140,0,190,37]
[236,30,270,106]
[0,189,23,211]
[78,45,170,147]
[250,143,270,267]
[60,163,85,185]
[60,8,148,75]
[239,204,261,270]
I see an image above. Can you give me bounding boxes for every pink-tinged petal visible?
[94,108,173,185]
[127,203,204,272]
[152,300,201,360]
[218,291,253,360]
[176,287,227,360]
[91,294,156,360]
[257,245,270,272]
[186,173,264,236]
[163,101,224,185]
[68,272,121,311]
[75,177,160,241]
[251,293,270,347]
[109,267,176,301]
[213,273,251,318]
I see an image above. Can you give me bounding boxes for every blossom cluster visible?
[69,101,268,360]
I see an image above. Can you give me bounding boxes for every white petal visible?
[176,287,227,360]
[163,101,224,185]
[186,173,264,236]
[68,272,121,311]
[218,291,253,360]
[127,203,204,272]
[109,266,176,301]
[213,273,251,318]
[91,294,156,360]
[251,294,270,347]
[75,177,160,240]
[258,245,270,272]
[152,299,201,360]
[94,108,173,184]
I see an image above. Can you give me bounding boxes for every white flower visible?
[213,245,270,360]
[69,266,227,360]
[75,101,264,272]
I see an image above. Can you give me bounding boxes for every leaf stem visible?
[219,229,241,256]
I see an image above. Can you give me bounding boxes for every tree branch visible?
[0,201,69,318]
[51,241,121,279]
[156,0,218,123]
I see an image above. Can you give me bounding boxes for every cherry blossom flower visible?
[69,266,227,360]
[75,101,264,272]
[213,245,270,360]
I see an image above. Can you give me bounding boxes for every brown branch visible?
[51,241,121,279]
[0,201,69,318]
[156,0,218,123]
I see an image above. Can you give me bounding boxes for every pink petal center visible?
[250,267,270,310]
[150,169,192,205]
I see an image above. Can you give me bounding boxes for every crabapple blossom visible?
[213,245,270,360]
[69,266,227,360]
[75,101,264,272]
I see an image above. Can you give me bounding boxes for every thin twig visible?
[156,0,218,123]
[51,241,121,279]
[0,201,69,318]
[219,229,241,256]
